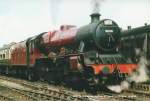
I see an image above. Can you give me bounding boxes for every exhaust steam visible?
[50,0,62,26]
[107,49,149,93]
[91,0,105,13]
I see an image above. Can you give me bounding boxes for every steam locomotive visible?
[0,13,137,89]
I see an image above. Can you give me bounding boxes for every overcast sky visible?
[0,0,150,47]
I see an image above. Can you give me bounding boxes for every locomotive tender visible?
[0,13,137,89]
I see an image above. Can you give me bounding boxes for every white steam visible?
[129,48,148,83]
[135,48,141,56]
[107,49,148,93]
[128,56,148,83]
[50,0,62,26]
[107,81,129,93]
[91,0,105,13]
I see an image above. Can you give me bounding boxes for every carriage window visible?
[3,54,5,59]
[6,50,9,59]
[0,54,2,59]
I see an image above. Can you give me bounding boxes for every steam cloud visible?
[91,0,105,13]
[50,0,62,26]
[107,49,149,93]
[107,81,129,93]
[128,48,148,83]
[128,55,148,83]
[50,0,105,25]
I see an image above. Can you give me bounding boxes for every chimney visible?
[90,13,101,23]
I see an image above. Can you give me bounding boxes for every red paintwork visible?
[10,41,42,66]
[117,64,137,74]
[11,41,27,65]
[42,25,77,47]
[69,56,78,69]
[91,64,138,75]
[10,25,78,66]
[29,48,42,65]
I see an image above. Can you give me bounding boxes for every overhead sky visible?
[0,0,150,47]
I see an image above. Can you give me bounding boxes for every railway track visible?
[0,75,150,101]
[119,83,150,101]
[0,94,16,101]
[4,85,76,101]
[91,84,150,101]
[78,92,137,101]
[130,83,150,92]
[0,76,88,101]
[125,83,150,97]
[0,85,38,101]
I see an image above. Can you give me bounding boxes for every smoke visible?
[107,50,148,93]
[128,56,148,83]
[129,48,148,83]
[107,81,129,93]
[135,48,141,56]
[50,0,62,26]
[91,0,105,13]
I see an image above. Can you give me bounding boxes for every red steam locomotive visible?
[0,13,137,89]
